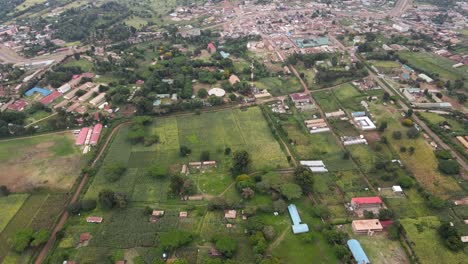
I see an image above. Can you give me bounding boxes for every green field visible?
[371,60,400,74]
[398,51,467,81]
[0,194,29,233]
[256,76,303,96]
[401,217,466,264]
[64,58,94,72]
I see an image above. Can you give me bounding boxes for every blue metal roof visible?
[25,87,52,97]
[352,111,366,117]
[402,73,410,80]
[220,51,230,59]
[347,239,370,264]
[288,204,309,234]
[402,64,414,72]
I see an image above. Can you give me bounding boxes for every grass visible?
[401,216,466,264]
[256,76,302,96]
[64,58,94,72]
[346,225,409,264]
[313,90,341,112]
[0,132,83,191]
[418,112,466,133]
[398,51,467,81]
[371,60,401,74]
[371,103,463,199]
[333,83,367,112]
[15,0,47,11]
[0,194,29,233]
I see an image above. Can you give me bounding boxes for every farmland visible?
[401,217,466,264]
[0,194,28,233]
[0,132,84,192]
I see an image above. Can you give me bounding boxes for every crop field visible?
[371,103,463,199]
[398,51,467,81]
[401,217,466,264]
[371,60,401,74]
[333,83,367,112]
[0,132,83,192]
[0,193,66,262]
[0,194,29,233]
[15,0,47,11]
[313,90,341,112]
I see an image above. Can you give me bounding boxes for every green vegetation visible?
[0,194,28,233]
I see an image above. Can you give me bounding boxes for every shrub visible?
[159,230,193,251]
[213,234,238,258]
[81,200,97,212]
[438,160,460,175]
[66,202,82,215]
[401,118,413,127]
[406,127,420,139]
[392,131,402,140]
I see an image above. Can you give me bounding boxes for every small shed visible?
[86,216,103,223]
[392,185,403,194]
[152,210,165,217]
[179,212,188,218]
[79,233,91,243]
[225,210,237,219]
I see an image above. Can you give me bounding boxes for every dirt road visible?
[34,122,129,264]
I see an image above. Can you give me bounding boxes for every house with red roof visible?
[90,124,103,146]
[207,43,216,54]
[40,91,62,105]
[351,197,383,217]
[7,100,28,111]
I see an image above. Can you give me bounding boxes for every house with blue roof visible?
[287,204,309,234]
[347,239,370,264]
[25,87,52,97]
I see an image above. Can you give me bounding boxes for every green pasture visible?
[0,194,29,233]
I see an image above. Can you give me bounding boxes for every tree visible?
[231,150,251,175]
[103,163,127,183]
[334,245,351,262]
[179,145,191,157]
[200,150,210,161]
[398,176,414,188]
[272,199,287,214]
[378,121,388,132]
[294,166,314,194]
[378,208,394,220]
[81,199,97,212]
[170,175,185,195]
[11,228,33,253]
[409,146,415,155]
[406,127,420,139]
[213,235,238,258]
[30,229,51,247]
[438,160,460,175]
[438,222,464,251]
[383,92,390,101]
[262,226,276,241]
[67,202,82,215]
[241,187,255,199]
[405,109,413,117]
[114,193,128,209]
[401,118,414,127]
[0,185,10,196]
[392,131,402,140]
[98,190,115,209]
[279,183,302,200]
[197,88,208,98]
[74,53,81,60]
[363,210,375,219]
[159,230,193,251]
[224,147,231,155]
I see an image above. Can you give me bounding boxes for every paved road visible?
[328,34,468,177]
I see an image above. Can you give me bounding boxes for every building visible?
[90,93,106,106]
[351,197,383,210]
[225,210,237,219]
[179,212,188,218]
[418,73,434,83]
[229,74,240,85]
[90,124,103,146]
[412,102,452,109]
[86,216,103,223]
[300,160,328,173]
[75,127,90,146]
[7,100,28,111]
[287,204,309,234]
[58,83,71,94]
[392,23,410,32]
[354,116,376,130]
[79,233,91,243]
[352,219,383,234]
[25,87,51,97]
[347,239,370,264]
[207,43,216,54]
[40,91,62,105]
[290,93,311,104]
[392,185,403,194]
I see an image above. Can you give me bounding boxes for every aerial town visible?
[0,0,466,264]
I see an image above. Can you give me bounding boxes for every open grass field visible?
[15,0,47,11]
[313,90,341,112]
[272,198,338,263]
[398,51,467,81]
[64,58,94,72]
[371,60,401,74]
[418,112,466,133]
[256,76,302,96]
[371,103,463,199]
[333,83,367,112]
[346,226,409,264]
[401,216,466,264]
[0,194,29,233]
[0,132,83,192]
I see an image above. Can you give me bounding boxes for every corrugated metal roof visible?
[347,239,370,264]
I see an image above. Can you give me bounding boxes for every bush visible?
[159,230,193,251]
[438,160,460,175]
[81,200,97,212]
[406,127,420,139]
[179,145,191,157]
[10,228,33,253]
[435,150,452,160]
[401,118,413,127]
[66,202,82,215]
[0,185,10,196]
[213,234,238,258]
[392,131,402,140]
[398,176,414,188]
